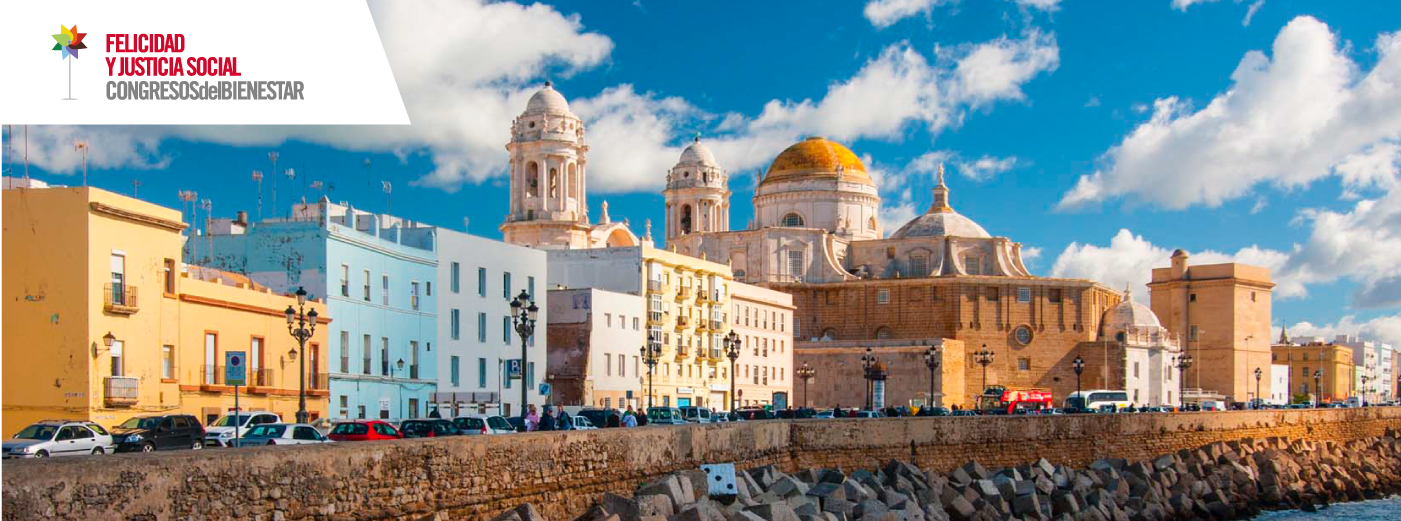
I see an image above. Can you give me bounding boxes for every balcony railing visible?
[410,365,420,379]
[709,349,722,360]
[311,373,330,390]
[677,346,689,357]
[201,365,225,386]
[647,280,664,291]
[710,320,722,330]
[249,368,275,387]
[676,287,691,300]
[698,291,709,302]
[649,311,665,324]
[103,284,139,314]
[677,315,690,327]
[104,376,138,407]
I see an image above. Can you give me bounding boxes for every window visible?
[478,358,487,388]
[363,270,371,302]
[1189,293,1197,302]
[357,405,366,419]
[787,250,804,279]
[503,272,512,300]
[410,281,420,310]
[1133,362,1140,378]
[877,289,890,304]
[382,275,390,306]
[110,253,126,305]
[1189,325,1199,341]
[528,276,535,299]
[618,355,626,377]
[478,267,487,297]
[633,317,639,330]
[202,333,215,383]
[605,354,613,376]
[909,255,928,276]
[1251,291,1256,302]
[381,337,390,376]
[250,337,264,379]
[1018,358,1031,371]
[781,213,804,227]
[1017,287,1031,303]
[339,331,349,373]
[503,316,511,344]
[526,362,535,391]
[410,341,420,379]
[340,265,350,297]
[163,258,176,294]
[1014,326,1033,345]
[451,309,461,340]
[426,282,432,297]
[450,262,460,293]
[605,313,612,327]
[1049,289,1062,303]
[875,327,892,339]
[339,396,349,418]
[407,399,419,419]
[162,345,174,379]
[362,335,372,374]
[1302,366,1309,377]
[478,313,487,342]
[987,288,1000,301]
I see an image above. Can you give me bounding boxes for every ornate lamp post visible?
[923,347,940,408]
[508,290,538,418]
[1254,367,1263,409]
[1361,371,1372,406]
[1174,354,1193,409]
[1313,369,1323,407]
[723,330,742,412]
[861,348,877,411]
[973,345,995,394]
[795,363,816,408]
[284,287,318,424]
[1072,356,1085,410]
[640,333,661,409]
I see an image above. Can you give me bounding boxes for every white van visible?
[1066,390,1130,411]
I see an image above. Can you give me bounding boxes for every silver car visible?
[230,423,333,447]
[4,421,116,458]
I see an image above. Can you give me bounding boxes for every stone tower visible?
[663,137,730,240]
[501,81,592,249]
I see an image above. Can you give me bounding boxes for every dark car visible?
[576,408,621,429]
[112,414,205,452]
[916,407,950,417]
[776,408,818,419]
[398,419,463,438]
[734,408,775,421]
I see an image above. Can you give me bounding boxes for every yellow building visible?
[1271,342,1354,403]
[642,245,736,410]
[2,184,328,435]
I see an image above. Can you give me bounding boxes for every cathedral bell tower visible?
[501,81,592,249]
[663,136,730,241]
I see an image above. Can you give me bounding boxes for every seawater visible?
[1252,497,1401,520]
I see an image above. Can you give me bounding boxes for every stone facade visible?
[5,408,1400,521]
[545,288,646,409]
[794,340,966,409]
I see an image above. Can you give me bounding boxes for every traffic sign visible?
[506,359,522,380]
[539,383,552,396]
[225,351,247,386]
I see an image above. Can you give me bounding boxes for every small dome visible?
[889,211,990,239]
[1103,290,1162,331]
[762,137,872,186]
[524,82,572,115]
[678,138,717,166]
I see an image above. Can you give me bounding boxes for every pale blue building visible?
[195,199,438,420]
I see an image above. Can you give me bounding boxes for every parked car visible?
[4,421,115,458]
[570,416,598,430]
[646,407,688,425]
[776,408,818,419]
[452,415,514,435]
[734,408,775,421]
[232,423,333,446]
[679,406,717,423]
[852,410,886,419]
[576,408,622,429]
[399,419,465,438]
[916,407,951,417]
[327,420,402,442]
[814,410,834,419]
[112,414,205,452]
[204,411,282,447]
[950,410,979,417]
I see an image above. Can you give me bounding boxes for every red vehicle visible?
[327,420,402,442]
[977,386,1053,414]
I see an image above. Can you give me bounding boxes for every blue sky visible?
[6,0,1401,345]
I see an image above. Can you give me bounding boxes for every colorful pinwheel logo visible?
[52,24,87,100]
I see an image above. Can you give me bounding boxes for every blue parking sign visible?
[506,359,522,380]
[225,351,246,386]
[539,383,551,396]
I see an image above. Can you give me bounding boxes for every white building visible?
[731,283,795,409]
[1333,335,1394,404]
[1270,364,1290,405]
[1100,288,1181,406]
[434,228,548,418]
[545,288,645,409]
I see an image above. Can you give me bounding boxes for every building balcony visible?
[647,280,665,292]
[103,376,138,407]
[710,320,722,330]
[698,292,709,302]
[709,349,722,360]
[677,316,690,328]
[676,287,691,301]
[103,284,139,314]
[676,346,689,358]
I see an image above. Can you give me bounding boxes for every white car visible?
[452,415,515,435]
[570,416,598,430]
[231,423,333,447]
[4,421,116,458]
[204,412,282,447]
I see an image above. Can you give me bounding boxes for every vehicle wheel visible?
[91,447,105,455]
[141,443,156,453]
[33,450,48,458]
[191,440,203,450]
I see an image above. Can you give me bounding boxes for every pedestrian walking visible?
[558,409,572,431]
[525,404,540,431]
[539,406,557,431]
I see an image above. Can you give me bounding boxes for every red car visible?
[327,420,401,442]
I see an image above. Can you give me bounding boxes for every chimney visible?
[235,211,248,226]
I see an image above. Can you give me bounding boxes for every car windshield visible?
[487,417,512,431]
[648,409,674,419]
[14,425,58,440]
[245,425,286,438]
[455,418,484,429]
[210,414,250,427]
[117,417,160,430]
[331,423,368,435]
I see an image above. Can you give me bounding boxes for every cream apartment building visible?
[731,283,795,408]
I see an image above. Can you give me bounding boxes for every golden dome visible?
[762,137,872,186]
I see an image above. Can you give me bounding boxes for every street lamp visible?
[861,348,877,411]
[1313,369,1323,407]
[1361,372,1372,406]
[284,287,318,424]
[923,347,940,408]
[509,290,538,418]
[1072,356,1085,410]
[723,330,742,412]
[640,333,661,409]
[1174,355,1193,409]
[1254,367,1263,409]
[795,363,816,408]
[974,345,995,394]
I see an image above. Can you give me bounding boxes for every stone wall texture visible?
[5,408,1400,521]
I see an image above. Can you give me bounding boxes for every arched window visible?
[875,327,892,339]
[567,163,578,198]
[820,328,837,340]
[526,162,540,197]
[549,168,559,198]
[680,205,693,234]
[868,217,877,230]
[781,213,804,227]
[1116,331,1127,343]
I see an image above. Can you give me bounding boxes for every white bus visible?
[1066,390,1131,411]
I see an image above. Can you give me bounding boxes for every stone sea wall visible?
[3,408,1399,521]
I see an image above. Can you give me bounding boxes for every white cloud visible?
[1250,196,1267,214]
[1,126,171,175]
[1084,96,1101,108]
[863,0,951,29]
[945,29,1060,109]
[1284,186,1401,309]
[1021,246,1044,269]
[1243,0,1264,27]
[1288,315,1401,350]
[1171,0,1221,11]
[1015,0,1061,12]
[569,85,704,192]
[956,155,1019,181]
[1059,17,1401,210]
[1333,141,1401,199]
